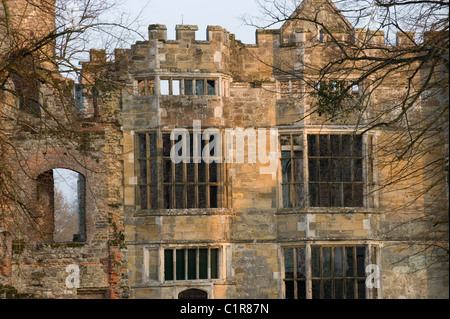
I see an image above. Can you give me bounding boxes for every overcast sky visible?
[122,0,266,44]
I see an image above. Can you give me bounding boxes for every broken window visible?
[164,247,220,281]
[136,131,225,210]
[284,245,378,299]
[36,169,86,243]
[308,134,363,207]
[172,79,181,95]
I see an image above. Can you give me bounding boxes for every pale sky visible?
[122,0,267,44]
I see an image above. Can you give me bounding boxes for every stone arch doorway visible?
[178,289,208,299]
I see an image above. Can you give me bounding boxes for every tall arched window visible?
[36,169,86,243]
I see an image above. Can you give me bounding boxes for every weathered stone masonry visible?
[1,0,448,299]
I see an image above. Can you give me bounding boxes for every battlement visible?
[148,24,230,44]
[291,27,417,48]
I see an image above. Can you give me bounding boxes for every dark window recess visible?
[137,133,159,210]
[185,80,194,95]
[308,134,363,207]
[137,132,223,209]
[12,74,41,117]
[284,247,307,299]
[164,248,220,281]
[10,54,41,117]
[196,80,205,95]
[285,245,369,299]
[207,80,216,95]
[311,246,367,299]
[281,134,304,208]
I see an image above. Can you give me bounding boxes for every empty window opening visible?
[9,55,41,117]
[172,80,181,95]
[74,84,85,111]
[37,169,86,243]
[319,29,325,43]
[138,79,155,96]
[156,78,219,96]
[160,79,170,95]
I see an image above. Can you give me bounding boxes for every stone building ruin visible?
[0,0,448,299]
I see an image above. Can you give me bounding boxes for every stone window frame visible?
[135,130,228,210]
[277,78,363,100]
[281,242,381,299]
[158,77,219,97]
[143,244,230,285]
[163,246,221,282]
[278,129,378,210]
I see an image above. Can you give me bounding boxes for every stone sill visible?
[276,207,380,215]
[159,95,221,100]
[36,242,88,249]
[134,208,233,217]
[133,279,234,288]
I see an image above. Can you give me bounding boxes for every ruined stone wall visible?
[116,1,447,297]
[1,0,447,300]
